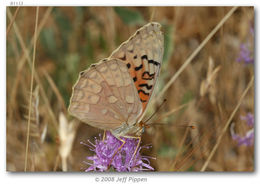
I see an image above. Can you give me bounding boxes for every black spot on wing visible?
[148,60,160,66]
[133,77,137,82]
[140,98,147,103]
[80,71,85,76]
[135,64,143,71]
[127,63,131,69]
[142,71,155,80]
[139,83,153,90]
[90,64,96,68]
[138,89,149,96]
[120,54,126,61]
[141,55,160,66]
[141,55,148,60]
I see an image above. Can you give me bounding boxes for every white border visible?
[2,0,257,6]
[1,1,259,186]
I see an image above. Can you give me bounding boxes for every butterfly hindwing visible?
[109,22,164,114]
[69,59,143,130]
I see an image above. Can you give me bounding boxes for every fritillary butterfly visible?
[69,22,164,138]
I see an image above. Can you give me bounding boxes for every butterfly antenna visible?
[144,99,167,123]
[147,122,196,130]
[174,125,196,129]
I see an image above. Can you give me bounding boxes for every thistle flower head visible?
[230,112,254,147]
[237,44,254,64]
[237,25,254,65]
[82,131,154,172]
[232,129,254,147]
[240,112,254,127]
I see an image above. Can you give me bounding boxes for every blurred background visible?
[6,6,254,172]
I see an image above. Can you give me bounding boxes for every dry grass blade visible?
[24,87,48,171]
[156,101,192,121]
[154,6,238,104]
[40,124,48,144]
[176,132,212,171]
[200,76,254,171]
[43,70,67,113]
[53,155,60,172]
[6,7,20,37]
[170,126,190,170]
[9,7,53,113]
[25,87,40,136]
[17,7,53,71]
[174,125,216,171]
[25,7,39,172]
[7,7,52,125]
[149,7,156,22]
[7,8,58,130]
[58,113,78,171]
[200,57,221,104]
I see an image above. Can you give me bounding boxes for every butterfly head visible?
[135,121,150,136]
[111,121,148,138]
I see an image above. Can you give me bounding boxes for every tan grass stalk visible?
[200,76,254,171]
[174,128,213,171]
[9,7,52,115]
[17,7,53,71]
[156,101,192,121]
[58,113,78,171]
[153,6,238,105]
[7,8,58,130]
[200,57,221,100]
[149,7,156,22]
[175,145,197,171]
[6,7,20,37]
[43,70,67,113]
[170,125,190,170]
[27,87,48,171]
[53,155,60,171]
[24,7,39,172]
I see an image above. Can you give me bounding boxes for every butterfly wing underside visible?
[110,22,164,120]
[69,59,143,130]
[69,22,164,133]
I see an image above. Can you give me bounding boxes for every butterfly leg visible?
[129,136,141,165]
[102,130,107,141]
[122,135,141,169]
[108,137,126,168]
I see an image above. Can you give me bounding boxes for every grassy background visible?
[6,6,254,172]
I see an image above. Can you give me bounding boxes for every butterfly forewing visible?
[109,22,164,114]
[69,22,164,136]
[69,59,143,130]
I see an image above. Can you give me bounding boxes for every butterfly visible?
[68,22,164,140]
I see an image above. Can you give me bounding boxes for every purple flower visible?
[237,25,254,65]
[82,131,155,172]
[240,112,254,127]
[230,113,254,147]
[237,44,254,64]
[231,129,254,147]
